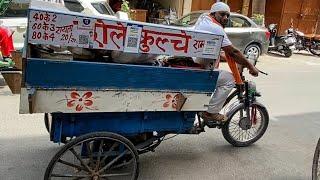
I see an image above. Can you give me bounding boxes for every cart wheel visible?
[312,138,320,180]
[44,132,139,180]
[222,103,269,147]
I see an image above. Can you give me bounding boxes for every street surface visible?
[1,52,320,180]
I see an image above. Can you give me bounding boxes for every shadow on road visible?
[267,52,288,58]
[138,112,320,179]
[273,111,320,144]
[293,51,318,58]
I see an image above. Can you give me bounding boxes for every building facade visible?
[188,0,320,35]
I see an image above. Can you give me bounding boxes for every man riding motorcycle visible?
[193,2,259,123]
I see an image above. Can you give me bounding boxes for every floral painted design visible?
[163,94,179,109]
[59,91,98,112]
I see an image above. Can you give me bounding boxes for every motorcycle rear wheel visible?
[309,42,320,56]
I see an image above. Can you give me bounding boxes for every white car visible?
[0,0,124,50]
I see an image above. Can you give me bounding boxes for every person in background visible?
[109,0,122,13]
[0,26,15,68]
[193,2,259,123]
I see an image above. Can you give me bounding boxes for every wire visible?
[162,134,179,141]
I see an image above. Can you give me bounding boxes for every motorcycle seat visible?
[304,34,320,40]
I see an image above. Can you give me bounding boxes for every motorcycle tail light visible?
[265,31,271,40]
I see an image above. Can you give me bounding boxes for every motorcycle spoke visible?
[229,126,240,134]
[228,106,266,142]
[229,128,240,136]
[234,129,242,140]
[229,124,240,131]
[246,130,255,139]
[245,131,251,140]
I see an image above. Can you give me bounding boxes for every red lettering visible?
[193,40,205,50]
[49,33,55,41]
[37,32,41,39]
[42,22,49,31]
[140,29,191,53]
[33,13,39,21]
[155,37,169,52]
[32,31,42,39]
[94,20,126,48]
[37,23,42,30]
[52,14,57,22]
[32,23,37,30]
[39,13,44,21]
[43,32,49,40]
[32,31,37,39]
[44,12,50,22]
[50,24,55,31]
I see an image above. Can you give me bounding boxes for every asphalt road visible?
[1,52,320,180]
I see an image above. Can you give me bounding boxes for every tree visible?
[0,0,12,15]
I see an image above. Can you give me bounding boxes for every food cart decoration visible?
[20,0,223,114]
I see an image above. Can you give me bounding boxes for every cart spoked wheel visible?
[44,132,139,180]
[222,103,269,147]
[312,138,320,180]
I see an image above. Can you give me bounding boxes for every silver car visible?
[171,11,270,59]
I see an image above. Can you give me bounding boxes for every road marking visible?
[270,116,279,122]
[305,62,320,66]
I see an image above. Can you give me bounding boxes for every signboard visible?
[28,8,223,59]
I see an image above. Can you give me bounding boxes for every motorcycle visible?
[287,28,320,56]
[268,24,295,57]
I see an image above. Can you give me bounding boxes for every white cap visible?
[210,2,230,13]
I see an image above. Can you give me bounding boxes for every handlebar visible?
[258,70,268,75]
[226,54,268,84]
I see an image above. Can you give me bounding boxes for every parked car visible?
[170,11,270,59]
[0,0,121,50]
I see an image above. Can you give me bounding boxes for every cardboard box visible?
[158,9,168,19]
[131,9,148,22]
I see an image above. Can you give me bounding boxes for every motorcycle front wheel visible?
[222,103,269,147]
[284,49,293,57]
[309,41,320,56]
